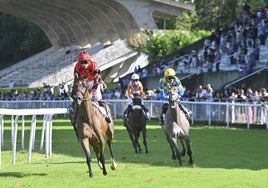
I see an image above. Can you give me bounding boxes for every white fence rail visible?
[0,108,68,165]
[0,100,267,165]
[0,100,267,128]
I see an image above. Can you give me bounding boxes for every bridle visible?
[167,86,180,108]
[75,79,90,104]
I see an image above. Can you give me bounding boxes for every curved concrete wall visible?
[0,0,194,49]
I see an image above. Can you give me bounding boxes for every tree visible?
[0,13,51,70]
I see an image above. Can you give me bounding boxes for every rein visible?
[76,84,90,102]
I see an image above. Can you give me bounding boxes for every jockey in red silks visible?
[69,51,111,125]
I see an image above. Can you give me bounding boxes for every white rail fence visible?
[0,108,68,165]
[0,100,267,165]
[0,99,267,126]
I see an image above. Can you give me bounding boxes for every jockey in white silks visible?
[124,73,149,120]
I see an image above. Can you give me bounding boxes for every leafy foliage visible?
[143,30,210,63]
[194,0,265,31]
[0,13,51,70]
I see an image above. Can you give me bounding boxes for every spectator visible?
[206,48,215,72]
[195,85,206,101]
[236,89,247,102]
[8,80,14,88]
[141,67,148,78]
[204,84,214,102]
[113,88,121,99]
[259,88,268,102]
[246,87,258,102]
[188,50,200,68]
[214,48,221,72]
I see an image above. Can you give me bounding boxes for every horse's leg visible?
[93,147,102,169]
[99,152,107,175]
[99,137,107,176]
[107,137,117,170]
[127,129,137,153]
[165,133,176,160]
[179,138,186,157]
[142,128,148,153]
[185,138,193,165]
[132,130,139,153]
[171,136,182,166]
[81,138,94,178]
[136,131,142,153]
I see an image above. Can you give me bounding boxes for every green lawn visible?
[1,118,268,188]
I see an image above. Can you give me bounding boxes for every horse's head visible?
[131,94,142,111]
[167,86,180,108]
[74,78,90,105]
[132,94,142,106]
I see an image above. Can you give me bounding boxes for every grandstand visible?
[0,37,267,92]
[0,40,144,88]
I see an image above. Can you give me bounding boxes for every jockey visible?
[69,51,111,125]
[124,73,149,121]
[158,68,191,125]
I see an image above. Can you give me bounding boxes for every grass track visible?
[1,118,268,188]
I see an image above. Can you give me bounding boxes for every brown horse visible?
[162,86,193,166]
[124,96,148,153]
[74,79,116,178]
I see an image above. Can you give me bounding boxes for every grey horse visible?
[162,86,193,165]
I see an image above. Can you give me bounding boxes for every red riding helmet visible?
[77,51,91,62]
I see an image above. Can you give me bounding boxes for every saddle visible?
[92,101,111,123]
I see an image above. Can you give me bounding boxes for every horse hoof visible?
[110,160,117,170]
[89,174,94,178]
[98,161,103,169]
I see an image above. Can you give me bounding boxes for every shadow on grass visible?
[0,172,47,178]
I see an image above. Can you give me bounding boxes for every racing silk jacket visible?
[127,80,143,99]
[74,60,97,81]
[158,76,184,100]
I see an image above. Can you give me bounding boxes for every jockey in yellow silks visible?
[158,68,191,125]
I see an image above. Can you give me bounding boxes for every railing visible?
[0,100,267,129]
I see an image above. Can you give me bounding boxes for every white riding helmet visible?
[131,73,140,80]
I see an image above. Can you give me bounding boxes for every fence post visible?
[0,108,68,165]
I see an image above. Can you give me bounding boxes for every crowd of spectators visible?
[0,82,70,101]
[150,3,268,76]
[1,3,268,104]
[1,80,267,105]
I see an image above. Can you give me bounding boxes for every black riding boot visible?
[124,105,132,121]
[99,100,112,123]
[142,105,149,120]
[159,103,168,125]
[179,103,191,120]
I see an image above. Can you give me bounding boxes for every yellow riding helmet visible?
[164,68,176,77]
